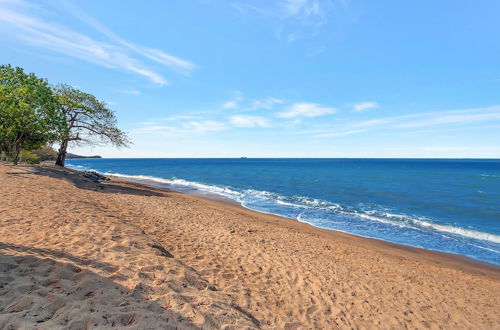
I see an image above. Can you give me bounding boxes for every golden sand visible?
[0,164,499,329]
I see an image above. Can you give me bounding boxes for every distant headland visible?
[66,153,102,159]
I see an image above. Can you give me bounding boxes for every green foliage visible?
[54,84,130,166]
[0,65,129,166]
[0,64,67,164]
[33,145,58,161]
[20,150,41,164]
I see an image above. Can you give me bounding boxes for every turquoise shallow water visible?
[66,158,500,265]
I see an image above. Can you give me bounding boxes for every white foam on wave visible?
[72,167,500,248]
[266,194,500,246]
[355,212,408,228]
[243,190,500,246]
[355,210,500,245]
[105,172,175,185]
[201,182,500,246]
[169,178,242,196]
[301,198,342,211]
[105,172,243,197]
[468,242,500,254]
[481,174,500,178]
[276,200,305,208]
[66,164,98,172]
[66,164,86,170]
[411,219,500,244]
[246,189,342,211]
[244,189,278,200]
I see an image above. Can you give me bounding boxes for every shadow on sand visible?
[0,246,194,328]
[8,165,167,197]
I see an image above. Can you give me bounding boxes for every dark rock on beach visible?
[83,170,109,182]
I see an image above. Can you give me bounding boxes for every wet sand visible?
[0,164,499,329]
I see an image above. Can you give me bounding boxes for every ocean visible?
[66,158,500,265]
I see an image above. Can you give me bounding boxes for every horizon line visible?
[67,157,500,160]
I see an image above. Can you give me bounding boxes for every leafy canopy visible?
[0,65,66,156]
[55,84,129,147]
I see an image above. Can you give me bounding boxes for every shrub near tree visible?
[54,84,129,167]
[0,65,66,164]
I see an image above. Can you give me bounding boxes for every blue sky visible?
[1,0,499,158]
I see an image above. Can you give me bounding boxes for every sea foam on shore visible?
[66,158,500,265]
[2,164,499,329]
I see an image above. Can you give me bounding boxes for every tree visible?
[54,84,129,167]
[0,65,66,164]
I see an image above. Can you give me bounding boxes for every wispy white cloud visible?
[120,89,141,95]
[351,118,389,128]
[223,100,239,109]
[382,145,500,158]
[160,115,202,121]
[221,92,283,112]
[58,0,195,73]
[0,1,194,85]
[278,103,337,118]
[393,109,500,129]
[353,101,378,112]
[137,121,157,126]
[134,110,273,136]
[312,105,500,138]
[314,129,365,138]
[231,3,270,16]
[279,0,330,42]
[419,146,471,152]
[283,0,326,23]
[283,0,308,15]
[232,0,342,42]
[133,125,179,136]
[134,120,228,136]
[250,97,284,110]
[222,91,244,109]
[230,115,271,127]
[0,0,37,8]
[184,120,228,133]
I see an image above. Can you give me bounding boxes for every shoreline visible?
[2,164,499,328]
[104,170,500,273]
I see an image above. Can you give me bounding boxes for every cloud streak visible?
[312,105,500,138]
[250,97,284,110]
[314,129,364,138]
[353,101,378,112]
[230,115,271,127]
[278,103,337,118]
[58,0,195,73]
[135,109,274,136]
[282,0,325,25]
[233,0,341,42]
[134,120,228,136]
[393,110,500,129]
[220,92,284,112]
[0,1,194,85]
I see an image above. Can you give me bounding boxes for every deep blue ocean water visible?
[66,158,500,265]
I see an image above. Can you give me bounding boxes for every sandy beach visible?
[0,164,499,329]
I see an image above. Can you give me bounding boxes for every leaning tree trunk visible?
[12,144,21,165]
[56,139,69,167]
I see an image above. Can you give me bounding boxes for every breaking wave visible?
[69,167,500,247]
